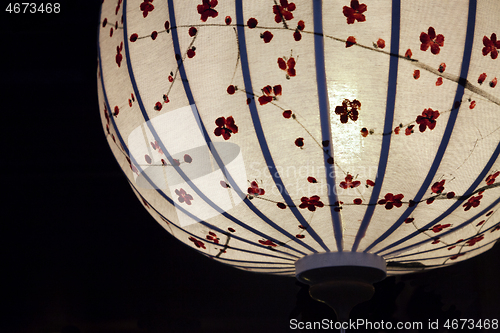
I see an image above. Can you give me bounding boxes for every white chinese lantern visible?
[98,0,500,319]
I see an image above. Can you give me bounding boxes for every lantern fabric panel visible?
[98,0,500,276]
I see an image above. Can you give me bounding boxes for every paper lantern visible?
[98,0,500,315]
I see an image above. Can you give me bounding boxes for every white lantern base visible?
[295,252,387,322]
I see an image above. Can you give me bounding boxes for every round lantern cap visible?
[295,252,387,321]
[295,251,387,283]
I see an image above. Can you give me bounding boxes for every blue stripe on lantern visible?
[235,0,330,252]
[127,181,302,260]
[221,265,295,271]
[385,217,500,260]
[165,0,318,253]
[313,0,343,252]
[213,257,295,264]
[112,0,309,257]
[364,0,478,253]
[381,194,500,258]
[385,237,499,264]
[351,0,400,252]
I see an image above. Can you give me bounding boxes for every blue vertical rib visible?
[364,0,477,253]
[313,0,343,252]
[235,0,330,252]
[351,0,400,252]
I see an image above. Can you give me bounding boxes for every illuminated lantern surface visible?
[98,0,500,277]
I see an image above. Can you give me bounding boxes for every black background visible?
[1,1,499,332]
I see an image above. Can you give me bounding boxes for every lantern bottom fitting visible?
[295,252,387,321]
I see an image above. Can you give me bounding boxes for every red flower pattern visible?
[293,20,304,43]
[450,253,464,260]
[478,73,487,84]
[378,193,404,210]
[293,30,302,41]
[116,0,122,15]
[175,188,193,205]
[416,108,440,133]
[339,174,361,189]
[248,181,265,196]
[463,195,483,211]
[485,171,499,185]
[431,224,451,233]
[261,31,274,43]
[140,0,154,18]
[188,236,206,249]
[307,176,317,183]
[295,137,304,147]
[206,231,220,244]
[259,239,277,247]
[258,85,282,105]
[154,101,162,111]
[482,33,500,59]
[431,180,445,194]
[335,99,360,123]
[491,77,498,88]
[187,47,196,58]
[299,196,324,211]
[346,36,357,48]
[197,0,218,22]
[466,235,484,246]
[413,69,420,79]
[376,38,385,49]
[278,57,296,78]
[343,0,367,24]
[247,18,258,28]
[420,27,444,55]
[214,116,238,140]
[273,0,296,23]
[115,42,123,67]
[150,140,164,154]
